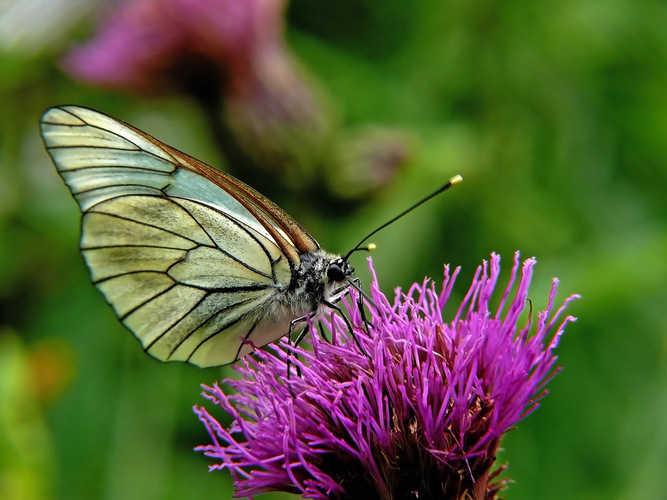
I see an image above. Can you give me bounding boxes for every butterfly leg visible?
[322,300,368,357]
[317,321,330,343]
[286,317,309,381]
[292,317,316,349]
[349,277,374,335]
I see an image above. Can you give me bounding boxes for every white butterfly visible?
[41,106,356,368]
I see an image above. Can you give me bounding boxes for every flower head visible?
[63,0,286,95]
[61,0,408,192]
[194,253,579,499]
[62,0,333,186]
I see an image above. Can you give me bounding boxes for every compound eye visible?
[327,262,345,282]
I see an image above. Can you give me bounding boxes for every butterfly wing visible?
[41,105,319,367]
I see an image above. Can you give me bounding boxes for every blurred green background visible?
[1,0,666,499]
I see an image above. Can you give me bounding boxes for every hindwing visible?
[41,105,318,366]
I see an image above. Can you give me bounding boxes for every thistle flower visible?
[63,0,288,96]
[61,0,330,185]
[194,253,579,499]
[62,0,408,193]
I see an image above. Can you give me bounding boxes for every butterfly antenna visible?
[344,175,463,261]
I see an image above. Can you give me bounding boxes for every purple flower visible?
[61,0,332,184]
[63,0,286,95]
[194,253,579,499]
[61,0,408,193]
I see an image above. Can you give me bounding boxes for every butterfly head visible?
[326,257,354,284]
[286,251,355,314]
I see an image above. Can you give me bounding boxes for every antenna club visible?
[450,174,463,185]
[366,243,377,252]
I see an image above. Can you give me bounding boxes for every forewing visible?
[40,106,319,261]
[40,105,307,366]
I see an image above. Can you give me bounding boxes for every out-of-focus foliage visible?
[1,0,665,499]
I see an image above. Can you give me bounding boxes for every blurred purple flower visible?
[194,253,579,499]
[62,0,407,193]
[63,0,285,94]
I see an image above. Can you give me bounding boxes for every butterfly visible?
[40,105,362,368]
[41,105,462,369]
